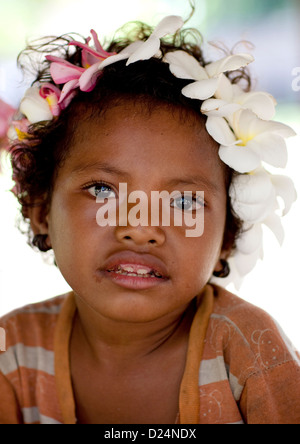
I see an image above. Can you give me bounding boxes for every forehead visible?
[64,100,227,190]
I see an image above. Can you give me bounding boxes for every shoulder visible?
[207,284,300,376]
[211,284,293,341]
[0,293,70,352]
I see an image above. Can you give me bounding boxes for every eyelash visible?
[82,181,206,211]
[82,180,116,197]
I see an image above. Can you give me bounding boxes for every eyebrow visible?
[72,161,220,194]
[166,177,220,194]
[72,161,131,179]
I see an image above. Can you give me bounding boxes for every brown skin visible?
[29,101,229,424]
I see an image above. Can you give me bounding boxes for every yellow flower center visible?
[237,132,255,146]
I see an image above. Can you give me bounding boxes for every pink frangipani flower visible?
[46,30,117,101]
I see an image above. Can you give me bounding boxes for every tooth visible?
[136,268,149,275]
[122,266,134,273]
[154,271,163,278]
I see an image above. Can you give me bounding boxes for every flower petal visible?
[263,213,284,246]
[49,61,84,84]
[182,78,220,100]
[152,15,184,38]
[58,79,79,104]
[232,109,258,139]
[164,50,208,81]
[205,53,254,77]
[247,133,288,168]
[245,115,297,138]
[231,199,273,224]
[219,144,261,173]
[236,223,263,255]
[127,15,183,66]
[20,87,53,123]
[69,39,115,61]
[234,246,262,276]
[230,169,274,204]
[238,91,276,120]
[90,29,104,54]
[40,83,61,117]
[126,35,160,65]
[79,63,103,92]
[271,175,297,216]
[80,46,143,91]
[201,98,241,117]
[206,116,237,146]
[214,74,234,102]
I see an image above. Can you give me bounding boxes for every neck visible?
[72,294,196,366]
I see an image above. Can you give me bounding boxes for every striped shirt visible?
[0,284,299,424]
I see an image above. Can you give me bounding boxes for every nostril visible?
[149,240,156,244]
[124,236,131,240]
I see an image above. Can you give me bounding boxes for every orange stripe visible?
[179,285,214,424]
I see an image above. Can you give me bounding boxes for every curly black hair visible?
[10,21,246,253]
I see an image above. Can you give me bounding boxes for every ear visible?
[213,248,232,277]
[27,205,52,248]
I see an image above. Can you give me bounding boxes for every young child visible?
[0,15,299,425]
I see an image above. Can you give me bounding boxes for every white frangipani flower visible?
[20,87,53,124]
[201,74,277,120]
[230,168,297,225]
[80,16,184,90]
[126,15,184,65]
[224,167,297,282]
[207,109,296,173]
[164,50,254,100]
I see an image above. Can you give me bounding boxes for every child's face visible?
[46,101,228,323]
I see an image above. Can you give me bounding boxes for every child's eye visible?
[84,182,116,199]
[170,193,205,212]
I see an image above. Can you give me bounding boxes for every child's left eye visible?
[170,194,205,212]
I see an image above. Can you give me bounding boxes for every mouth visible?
[106,264,165,279]
[100,254,170,290]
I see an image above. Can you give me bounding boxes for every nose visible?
[114,188,166,247]
[115,225,166,247]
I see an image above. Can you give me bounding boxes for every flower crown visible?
[9,15,297,288]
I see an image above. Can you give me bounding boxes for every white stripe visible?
[199,358,245,401]
[228,371,244,401]
[199,356,228,386]
[1,295,66,319]
[22,407,40,423]
[11,297,65,316]
[20,304,62,315]
[0,344,55,376]
[22,407,62,424]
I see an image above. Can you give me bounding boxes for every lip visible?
[99,250,170,290]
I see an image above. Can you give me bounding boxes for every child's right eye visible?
[84,182,116,199]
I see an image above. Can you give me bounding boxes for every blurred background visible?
[0,0,299,348]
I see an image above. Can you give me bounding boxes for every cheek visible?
[189,205,227,275]
[47,191,103,263]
